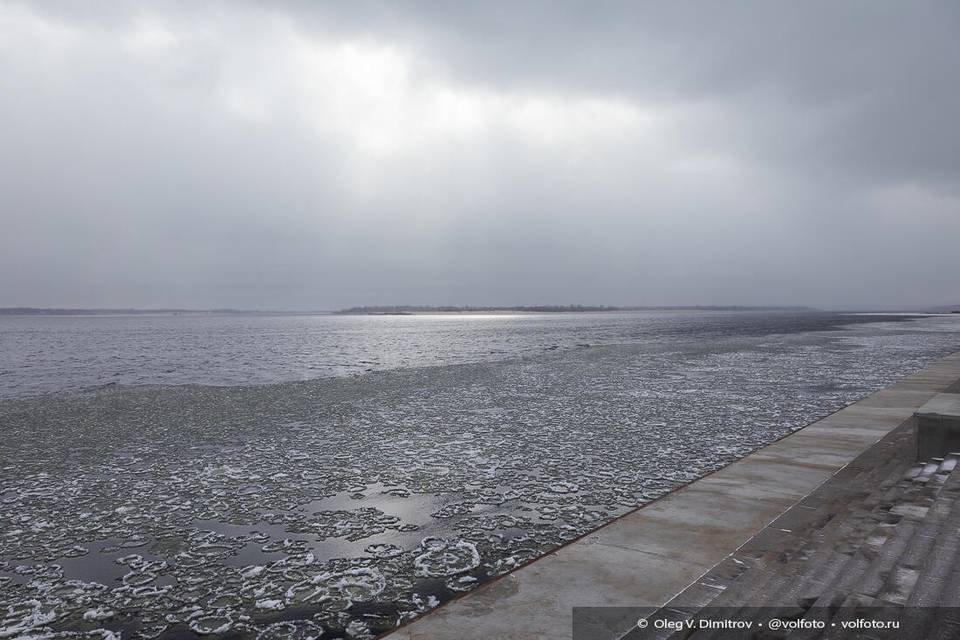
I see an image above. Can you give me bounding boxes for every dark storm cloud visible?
[1,1,958,309]
[266,1,960,188]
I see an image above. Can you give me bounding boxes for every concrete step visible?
[904,505,960,606]
[631,427,960,640]
[905,461,960,607]
[688,570,783,640]
[649,556,775,640]
[868,463,960,605]
[855,488,940,603]
[803,505,917,607]
[783,497,909,610]
[793,452,960,632]
[656,427,918,626]
[909,539,960,639]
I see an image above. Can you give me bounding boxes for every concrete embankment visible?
[385,351,960,639]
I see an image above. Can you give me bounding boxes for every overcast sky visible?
[2,1,958,310]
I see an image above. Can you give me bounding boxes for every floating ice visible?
[1,315,956,638]
[410,592,441,611]
[257,620,323,639]
[82,606,114,621]
[364,543,402,558]
[285,567,386,608]
[431,502,475,518]
[189,614,234,635]
[0,600,58,638]
[548,481,579,494]
[291,508,403,541]
[345,619,374,639]
[241,565,266,579]
[413,537,481,578]
[446,575,478,592]
[207,593,241,608]
[121,571,156,586]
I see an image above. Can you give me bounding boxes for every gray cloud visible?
[2,1,958,309]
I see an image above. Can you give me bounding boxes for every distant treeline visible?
[335,304,816,315]
[335,305,619,314]
[0,304,831,317]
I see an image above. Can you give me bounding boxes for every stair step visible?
[905,461,960,607]
[632,422,960,636]
[810,458,948,606]
[689,569,781,640]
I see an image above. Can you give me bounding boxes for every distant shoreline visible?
[4,305,955,317]
[333,304,816,315]
[0,305,815,317]
[0,308,330,317]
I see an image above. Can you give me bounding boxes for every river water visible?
[1,311,958,638]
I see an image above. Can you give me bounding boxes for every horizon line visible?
[2,303,957,316]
